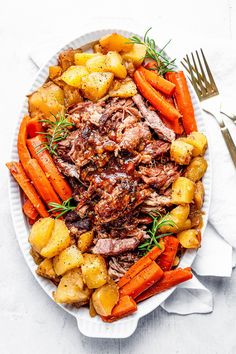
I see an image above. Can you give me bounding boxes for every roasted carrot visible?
[144,60,158,70]
[139,66,175,96]
[27,118,44,138]
[25,159,61,206]
[17,115,31,168]
[101,296,137,322]
[6,162,49,217]
[134,70,181,122]
[136,267,193,303]
[157,236,179,271]
[120,261,164,299]
[165,71,197,134]
[27,135,72,200]
[118,245,165,288]
[22,199,38,220]
[159,95,184,135]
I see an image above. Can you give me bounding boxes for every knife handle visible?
[220,124,236,168]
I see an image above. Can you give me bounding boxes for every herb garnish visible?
[38,113,74,156]
[138,211,175,253]
[129,28,176,76]
[48,197,76,218]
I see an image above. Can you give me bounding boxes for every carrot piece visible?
[159,95,184,135]
[157,236,179,271]
[101,296,137,322]
[136,267,193,303]
[17,115,31,168]
[138,66,175,96]
[27,118,44,138]
[144,60,157,70]
[25,159,61,206]
[6,162,49,217]
[165,71,197,134]
[134,69,181,122]
[118,245,165,288]
[22,199,38,220]
[27,135,72,200]
[120,261,164,299]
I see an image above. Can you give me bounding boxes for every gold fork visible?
[181,49,236,167]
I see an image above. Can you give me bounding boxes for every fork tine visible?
[200,49,219,93]
[186,54,202,98]
[191,52,207,94]
[195,50,210,90]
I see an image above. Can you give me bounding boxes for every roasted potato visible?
[53,245,84,275]
[28,81,64,119]
[93,43,104,54]
[81,72,114,101]
[78,230,94,253]
[109,78,137,98]
[170,139,194,165]
[194,181,205,209]
[49,66,62,80]
[36,258,57,280]
[92,281,119,316]
[58,48,81,71]
[177,229,200,248]
[29,217,55,253]
[105,51,127,79]
[122,43,146,66]
[172,177,195,204]
[81,254,108,289]
[53,268,92,304]
[184,157,208,182]
[159,204,190,233]
[74,52,101,65]
[99,33,133,52]
[40,219,71,258]
[181,132,207,157]
[86,54,107,73]
[61,65,89,88]
[63,84,83,107]
[189,209,203,229]
[179,218,192,231]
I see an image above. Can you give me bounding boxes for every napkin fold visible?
[29,22,236,316]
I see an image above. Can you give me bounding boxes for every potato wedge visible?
[86,55,107,73]
[172,177,195,204]
[49,66,62,80]
[58,48,81,71]
[122,44,146,66]
[99,33,133,52]
[36,258,57,280]
[61,65,89,88]
[92,281,119,316]
[81,253,107,289]
[105,52,127,79]
[159,204,190,233]
[194,181,205,209]
[81,72,114,101]
[184,157,208,182]
[63,84,83,107]
[78,230,94,253]
[54,268,92,304]
[109,78,137,98]
[40,219,71,258]
[53,245,84,275]
[28,81,65,119]
[170,139,194,165]
[181,132,207,157]
[75,52,101,65]
[177,229,200,248]
[29,217,55,253]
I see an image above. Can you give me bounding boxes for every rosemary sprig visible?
[138,211,176,253]
[129,28,176,76]
[38,113,74,156]
[48,197,76,218]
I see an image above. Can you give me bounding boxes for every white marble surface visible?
[1,0,236,353]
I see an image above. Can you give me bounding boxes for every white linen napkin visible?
[29,22,236,315]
